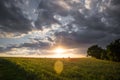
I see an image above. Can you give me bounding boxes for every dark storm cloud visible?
[0,0,70,33]
[50,0,120,49]
[54,29,108,48]
[19,42,50,49]
[35,0,70,29]
[0,0,33,33]
[0,45,16,53]
[0,0,119,33]
[106,0,120,34]
[0,41,50,53]
[112,0,120,5]
[71,2,120,34]
[35,9,57,29]
[0,47,6,53]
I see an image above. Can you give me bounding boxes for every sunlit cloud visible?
[53,0,72,10]
[85,0,91,9]
[54,14,75,26]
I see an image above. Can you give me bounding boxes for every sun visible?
[54,48,65,54]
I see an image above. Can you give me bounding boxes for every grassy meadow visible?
[0,57,120,80]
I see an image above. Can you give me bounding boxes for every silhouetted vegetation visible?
[87,39,120,62]
[87,45,104,59]
[107,39,120,62]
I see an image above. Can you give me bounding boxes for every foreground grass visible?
[0,57,120,80]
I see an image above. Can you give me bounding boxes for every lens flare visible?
[54,60,63,74]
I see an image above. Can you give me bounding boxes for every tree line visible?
[87,39,120,62]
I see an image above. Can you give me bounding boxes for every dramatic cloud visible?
[0,0,120,56]
[0,0,31,33]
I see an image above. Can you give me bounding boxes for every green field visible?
[0,57,120,80]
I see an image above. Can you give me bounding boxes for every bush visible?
[87,39,120,62]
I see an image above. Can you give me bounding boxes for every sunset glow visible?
[52,47,71,58]
[54,48,65,54]
[52,47,81,58]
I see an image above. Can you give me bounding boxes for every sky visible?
[0,0,120,57]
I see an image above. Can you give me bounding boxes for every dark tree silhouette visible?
[106,39,120,61]
[101,49,108,60]
[87,45,104,59]
[87,39,120,62]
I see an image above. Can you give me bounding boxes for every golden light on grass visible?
[54,60,63,74]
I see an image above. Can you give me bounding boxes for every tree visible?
[87,45,104,59]
[106,39,120,61]
[101,50,108,60]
